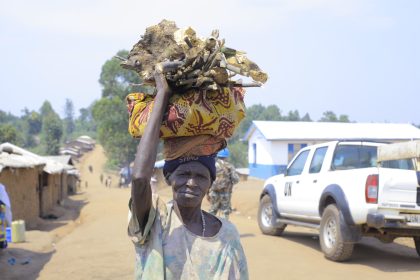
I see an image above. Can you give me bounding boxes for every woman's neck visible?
[172,202,205,236]
[177,204,202,225]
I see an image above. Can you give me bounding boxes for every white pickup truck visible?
[258,140,420,261]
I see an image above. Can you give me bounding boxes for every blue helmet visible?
[217,148,230,158]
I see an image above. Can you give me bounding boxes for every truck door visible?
[292,146,328,218]
[278,149,310,216]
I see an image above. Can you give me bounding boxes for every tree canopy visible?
[93,50,143,168]
[63,98,75,140]
[40,102,63,155]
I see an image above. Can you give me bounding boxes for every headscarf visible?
[163,154,216,181]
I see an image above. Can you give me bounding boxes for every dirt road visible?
[2,146,420,279]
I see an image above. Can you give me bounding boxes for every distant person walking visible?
[106,176,112,188]
[208,148,240,220]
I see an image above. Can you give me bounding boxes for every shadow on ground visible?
[277,229,420,272]
[0,247,54,280]
[37,195,88,232]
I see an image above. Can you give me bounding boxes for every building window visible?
[288,144,294,162]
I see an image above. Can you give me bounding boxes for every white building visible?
[243,121,420,179]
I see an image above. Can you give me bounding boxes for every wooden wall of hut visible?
[0,167,40,228]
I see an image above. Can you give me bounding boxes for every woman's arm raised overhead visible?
[131,69,171,228]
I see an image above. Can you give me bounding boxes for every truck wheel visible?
[320,204,354,262]
[258,195,286,236]
[414,237,420,257]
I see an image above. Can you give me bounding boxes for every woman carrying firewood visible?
[127,69,249,279]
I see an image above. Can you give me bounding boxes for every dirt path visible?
[37,146,134,279]
[2,145,420,279]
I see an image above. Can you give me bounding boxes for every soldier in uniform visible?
[208,148,240,220]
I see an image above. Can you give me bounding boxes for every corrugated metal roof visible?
[77,135,95,144]
[0,143,66,174]
[244,121,420,141]
[66,169,80,176]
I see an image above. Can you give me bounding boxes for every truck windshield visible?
[332,145,378,170]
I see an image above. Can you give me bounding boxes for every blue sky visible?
[0,0,419,123]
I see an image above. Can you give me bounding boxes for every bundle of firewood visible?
[119,20,268,92]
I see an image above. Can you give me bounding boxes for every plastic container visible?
[6,227,11,242]
[11,220,26,243]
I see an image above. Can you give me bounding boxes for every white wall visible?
[248,138,321,166]
[248,130,270,165]
[270,141,288,165]
[248,132,289,165]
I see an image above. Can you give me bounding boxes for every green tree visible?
[41,113,63,155]
[319,111,350,122]
[260,105,283,121]
[63,98,75,140]
[94,51,142,167]
[338,114,350,122]
[38,101,63,154]
[74,105,97,138]
[227,140,248,168]
[236,104,282,138]
[40,101,55,120]
[301,113,312,121]
[230,104,284,167]
[0,110,20,124]
[285,110,301,121]
[0,110,25,146]
[99,50,142,99]
[0,124,23,145]
[22,109,42,135]
[92,97,137,167]
[319,111,338,122]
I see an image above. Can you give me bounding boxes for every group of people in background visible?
[99,173,113,188]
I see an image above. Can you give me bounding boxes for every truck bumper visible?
[367,213,420,233]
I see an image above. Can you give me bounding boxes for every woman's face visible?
[169,161,212,208]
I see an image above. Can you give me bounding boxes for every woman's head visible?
[164,155,216,207]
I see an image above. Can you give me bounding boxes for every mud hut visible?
[45,155,80,195]
[0,143,71,218]
[0,146,45,228]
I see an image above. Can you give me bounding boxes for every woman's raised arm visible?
[131,70,171,228]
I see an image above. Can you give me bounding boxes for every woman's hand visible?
[154,70,171,97]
